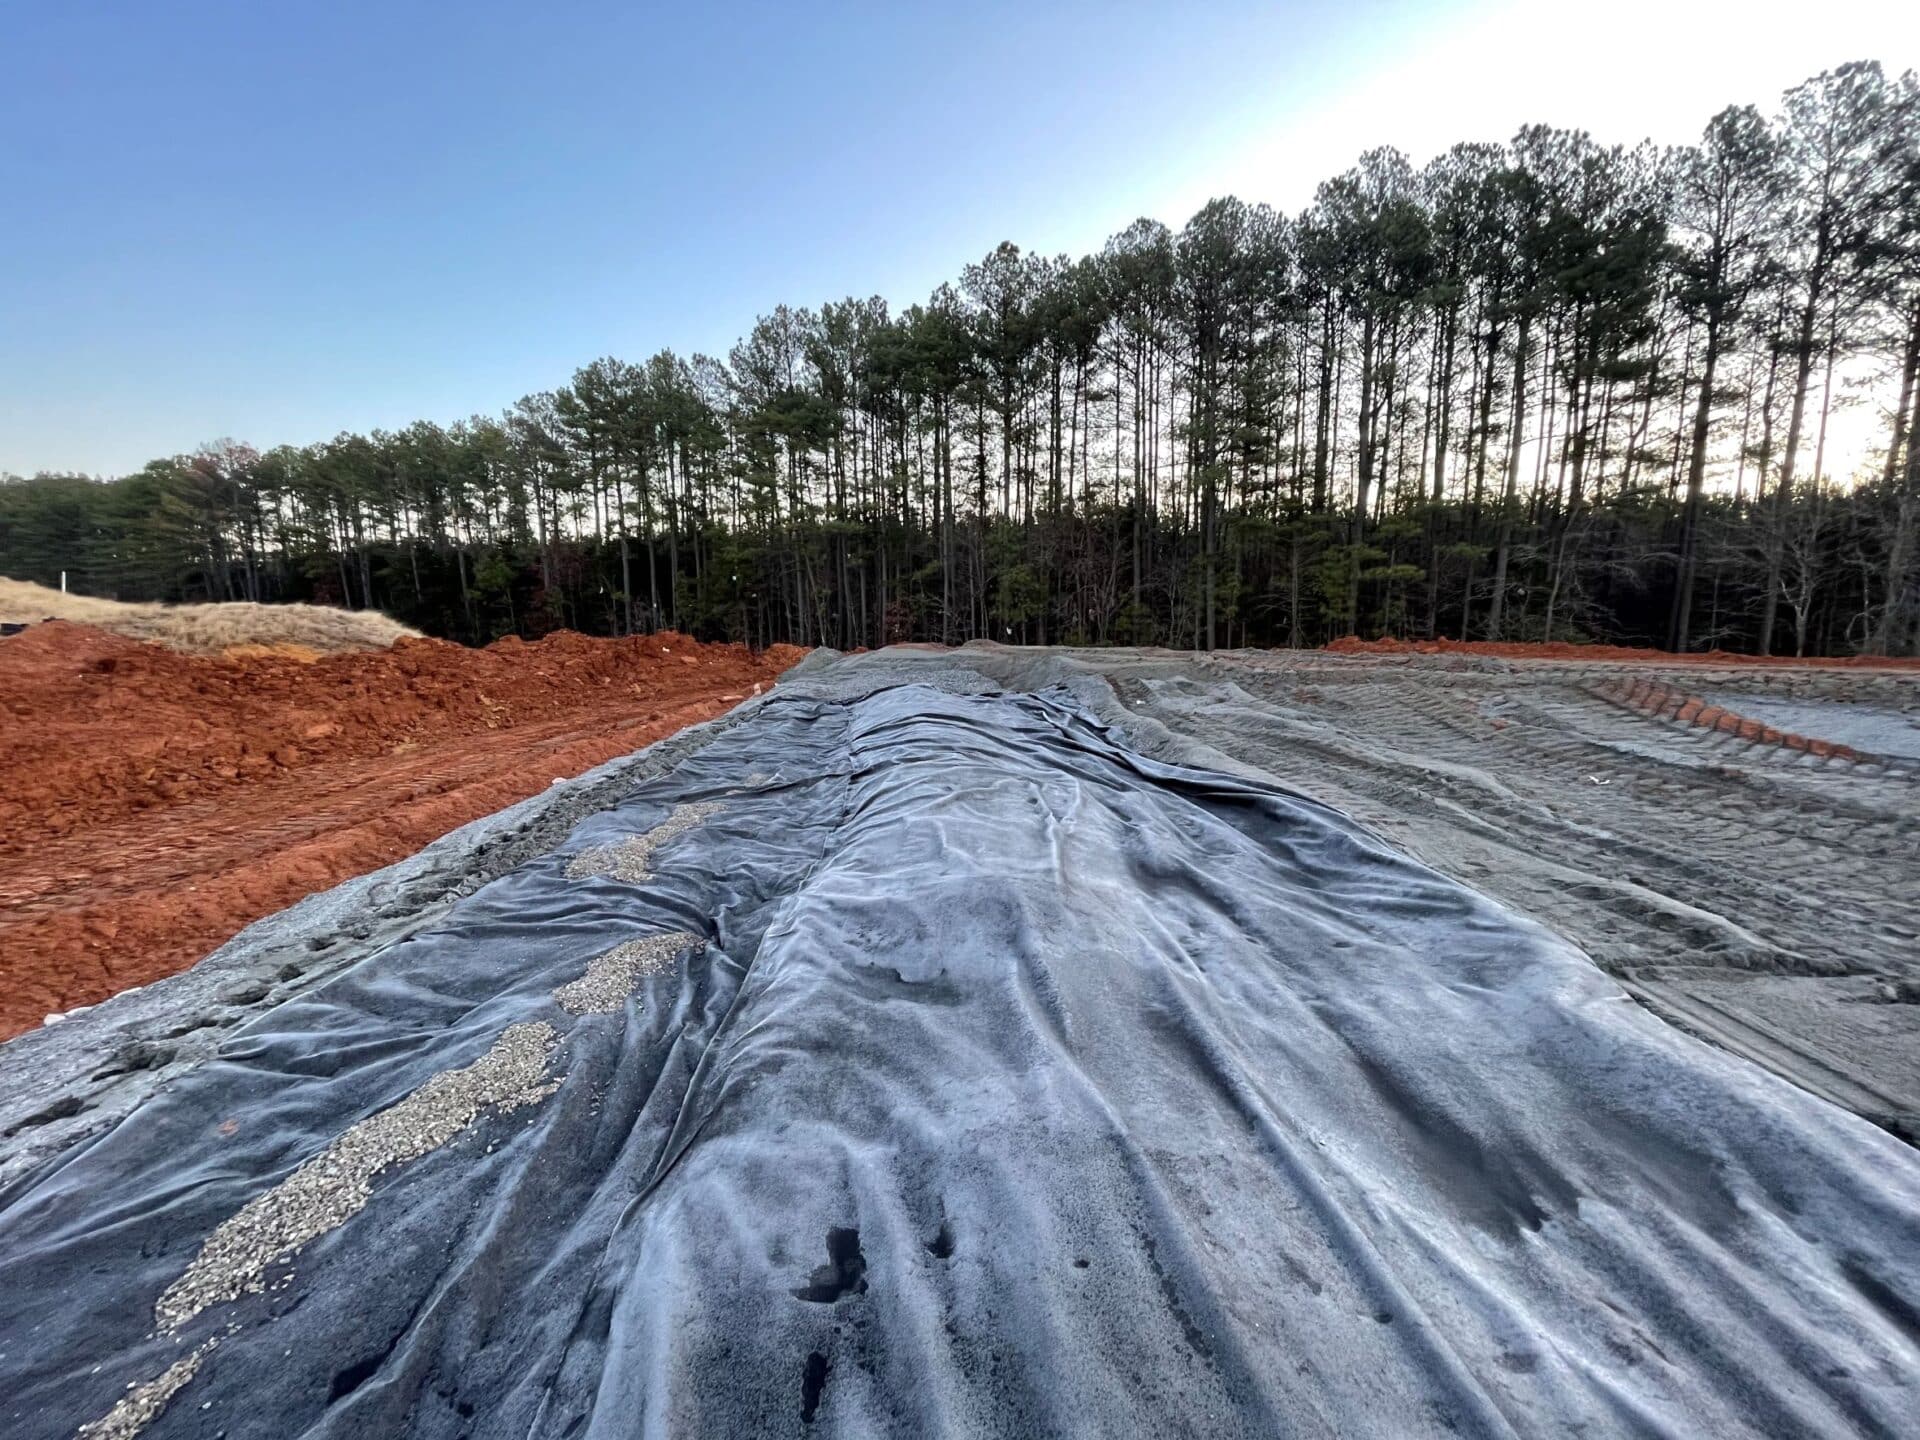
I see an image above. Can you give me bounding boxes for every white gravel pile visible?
[152,1021,560,1334]
[564,801,724,883]
[554,933,701,1015]
[75,1338,218,1440]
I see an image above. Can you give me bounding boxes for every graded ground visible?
[0,622,803,1036]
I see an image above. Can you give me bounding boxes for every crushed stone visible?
[554,933,702,1014]
[75,1336,219,1440]
[564,801,724,884]
[152,1021,560,1333]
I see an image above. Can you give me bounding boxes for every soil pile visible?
[0,578,420,653]
[0,623,803,1037]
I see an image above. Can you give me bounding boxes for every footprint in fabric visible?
[792,1227,868,1303]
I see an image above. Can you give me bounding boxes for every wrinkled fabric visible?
[2,682,1917,1439]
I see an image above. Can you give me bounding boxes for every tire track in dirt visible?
[1090,648,1919,1134]
[1166,653,1919,981]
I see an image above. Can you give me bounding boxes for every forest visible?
[4,61,1918,657]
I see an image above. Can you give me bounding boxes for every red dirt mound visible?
[0,623,804,1038]
[1322,635,1920,667]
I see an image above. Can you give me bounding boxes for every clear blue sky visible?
[3,0,1915,476]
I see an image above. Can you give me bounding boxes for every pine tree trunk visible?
[1670,314,1723,651]
[1486,312,1531,641]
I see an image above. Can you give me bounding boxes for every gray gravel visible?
[152,1020,560,1334]
[554,933,702,1015]
[564,802,726,884]
[75,1338,218,1440]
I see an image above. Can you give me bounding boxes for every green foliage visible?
[7,60,1917,657]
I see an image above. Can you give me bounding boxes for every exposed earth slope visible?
[0,623,802,1036]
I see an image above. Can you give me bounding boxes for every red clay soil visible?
[0,622,805,1039]
[1323,634,1920,667]
[1593,674,1881,763]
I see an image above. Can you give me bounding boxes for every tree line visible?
[4,61,1918,656]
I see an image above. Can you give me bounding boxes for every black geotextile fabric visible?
[2,682,1918,1438]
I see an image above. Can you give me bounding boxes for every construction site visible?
[10,6,1920,1431]
[1,605,1916,1437]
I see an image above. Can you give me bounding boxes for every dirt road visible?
[0,623,803,1037]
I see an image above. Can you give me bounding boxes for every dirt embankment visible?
[0,623,804,1038]
[1323,634,1920,667]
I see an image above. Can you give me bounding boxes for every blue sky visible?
[4,0,1916,476]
